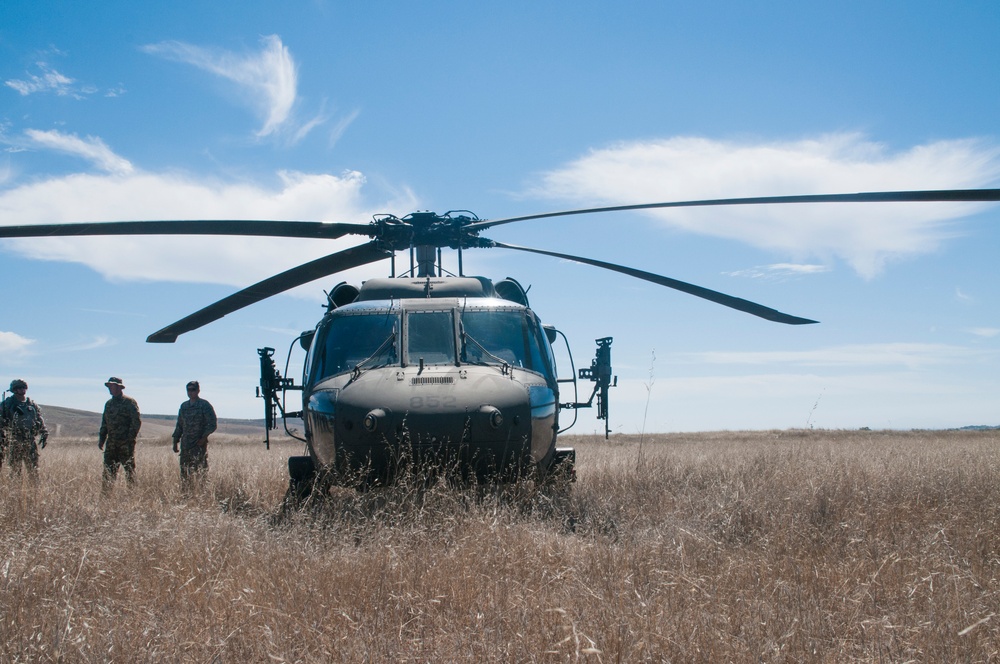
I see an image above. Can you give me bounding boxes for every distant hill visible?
[38,404,302,441]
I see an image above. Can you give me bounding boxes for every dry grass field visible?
[2,429,999,662]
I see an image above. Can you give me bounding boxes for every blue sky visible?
[2,1,999,432]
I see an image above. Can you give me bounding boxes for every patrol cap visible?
[105,377,125,387]
[10,378,27,390]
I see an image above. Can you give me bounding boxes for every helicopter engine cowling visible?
[326,282,360,310]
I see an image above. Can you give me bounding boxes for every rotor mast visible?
[390,211,481,278]
[415,244,437,277]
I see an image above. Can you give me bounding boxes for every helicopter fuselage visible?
[298,278,565,486]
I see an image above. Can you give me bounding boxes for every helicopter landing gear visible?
[285,455,316,506]
[529,446,575,501]
[535,446,576,489]
[549,447,576,483]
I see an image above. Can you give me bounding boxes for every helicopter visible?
[2,188,999,497]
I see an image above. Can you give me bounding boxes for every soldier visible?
[172,380,217,487]
[98,377,141,491]
[1,379,48,479]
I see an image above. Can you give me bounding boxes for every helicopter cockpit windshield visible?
[406,310,456,365]
[460,309,552,378]
[307,304,557,385]
[311,311,399,381]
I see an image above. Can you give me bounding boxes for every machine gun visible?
[256,347,301,448]
[579,337,616,438]
[561,337,617,438]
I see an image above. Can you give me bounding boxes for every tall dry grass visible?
[2,429,999,662]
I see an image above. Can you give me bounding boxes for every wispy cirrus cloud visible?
[141,35,307,140]
[326,107,361,148]
[24,129,134,174]
[5,58,118,99]
[968,327,1000,338]
[955,287,974,302]
[532,134,1000,278]
[5,62,77,97]
[50,335,116,352]
[725,263,831,280]
[680,342,994,369]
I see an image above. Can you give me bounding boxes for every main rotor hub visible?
[370,210,490,252]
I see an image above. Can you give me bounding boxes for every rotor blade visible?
[467,188,1000,231]
[491,240,818,325]
[147,242,391,343]
[0,219,373,240]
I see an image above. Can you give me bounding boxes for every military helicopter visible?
[2,188,998,496]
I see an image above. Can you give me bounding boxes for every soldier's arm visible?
[35,403,48,444]
[99,410,108,445]
[1,401,9,443]
[129,400,141,441]
[172,406,184,442]
[205,402,218,437]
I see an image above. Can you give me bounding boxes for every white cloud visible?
[0,168,418,289]
[725,263,831,279]
[4,59,118,99]
[25,129,134,175]
[50,335,116,352]
[5,62,76,97]
[142,35,299,138]
[968,327,1000,338]
[328,108,361,148]
[532,134,1000,278]
[679,342,993,370]
[292,110,329,144]
[0,331,35,357]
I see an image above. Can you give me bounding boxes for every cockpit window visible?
[312,312,399,380]
[460,309,548,375]
[405,311,456,365]
[307,307,554,382]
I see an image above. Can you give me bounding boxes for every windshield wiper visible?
[461,328,511,374]
[351,329,397,379]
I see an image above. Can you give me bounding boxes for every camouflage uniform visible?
[1,393,48,477]
[99,393,141,488]
[172,397,217,483]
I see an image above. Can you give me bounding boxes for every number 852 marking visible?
[409,396,458,409]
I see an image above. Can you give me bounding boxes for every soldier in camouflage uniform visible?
[98,377,141,491]
[1,378,48,478]
[172,380,217,487]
